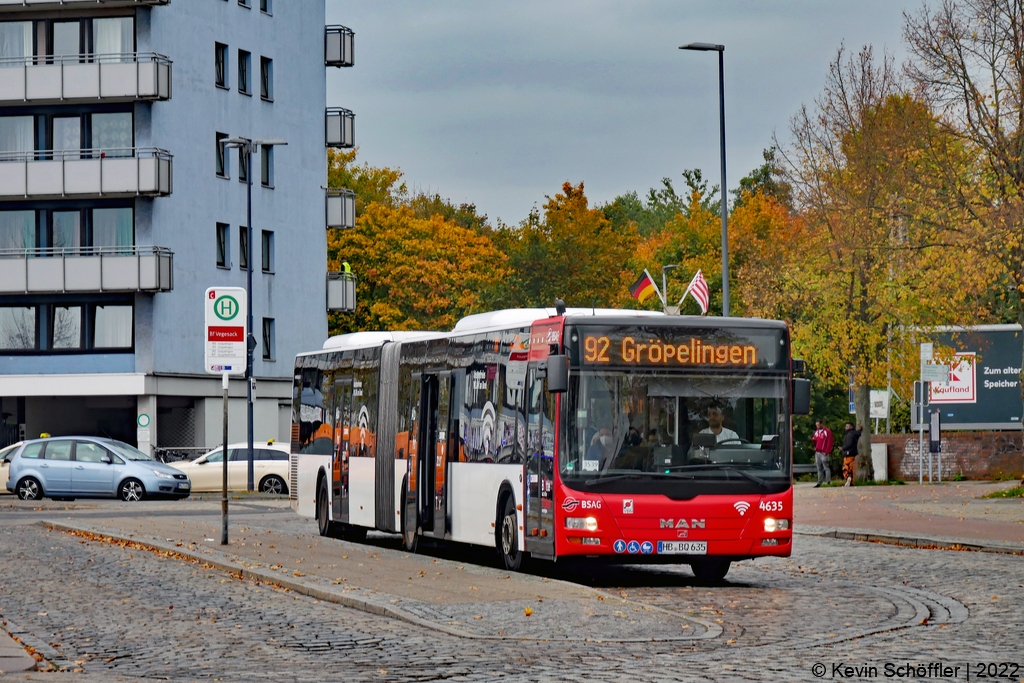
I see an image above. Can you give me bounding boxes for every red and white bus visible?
[289,307,808,580]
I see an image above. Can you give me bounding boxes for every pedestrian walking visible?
[811,419,833,487]
[840,422,861,486]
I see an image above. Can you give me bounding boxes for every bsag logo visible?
[659,519,706,529]
[622,499,634,514]
[561,497,579,513]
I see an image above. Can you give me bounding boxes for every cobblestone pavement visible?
[1,503,1023,681]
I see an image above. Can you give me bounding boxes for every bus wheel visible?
[401,475,418,553]
[690,559,731,582]
[497,494,522,571]
[317,478,336,538]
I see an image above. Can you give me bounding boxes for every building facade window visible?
[1,110,133,156]
[238,145,249,183]
[260,0,272,14]
[216,132,228,177]
[239,226,249,270]
[0,301,132,353]
[216,222,230,268]
[260,145,273,187]
[239,0,250,7]
[261,230,273,272]
[0,22,33,63]
[238,49,251,95]
[262,317,275,360]
[215,42,228,88]
[260,57,273,101]
[0,207,133,251]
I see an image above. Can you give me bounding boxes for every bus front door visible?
[333,379,352,523]
[432,373,452,538]
[525,366,555,558]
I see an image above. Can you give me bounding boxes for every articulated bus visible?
[290,308,809,580]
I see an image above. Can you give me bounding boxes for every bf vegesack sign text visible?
[204,286,247,376]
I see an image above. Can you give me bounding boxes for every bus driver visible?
[699,405,739,443]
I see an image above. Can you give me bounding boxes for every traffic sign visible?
[205,287,247,375]
[921,363,950,383]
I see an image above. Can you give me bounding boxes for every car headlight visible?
[153,470,175,479]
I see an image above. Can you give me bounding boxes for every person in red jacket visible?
[811,419,834,487]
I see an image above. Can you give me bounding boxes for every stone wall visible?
[872,432,1024,481]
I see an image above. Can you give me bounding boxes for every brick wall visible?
[872,432,1024,480]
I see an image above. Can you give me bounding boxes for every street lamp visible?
[222,136,287,491]
[680,42,729,317]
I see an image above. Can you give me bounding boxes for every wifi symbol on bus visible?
[733,501,751,516]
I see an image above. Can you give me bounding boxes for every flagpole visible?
[662,264,678,314]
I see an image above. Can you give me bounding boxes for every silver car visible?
[5,437,191,502]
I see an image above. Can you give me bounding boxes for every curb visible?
[0,629,36,674]
[41,520,720,643]
[795,526,1024,555]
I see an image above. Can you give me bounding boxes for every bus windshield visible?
[564,370,790,492]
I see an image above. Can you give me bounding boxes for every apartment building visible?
[0,0,356,454]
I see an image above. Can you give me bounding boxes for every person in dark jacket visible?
[840,422,861,486]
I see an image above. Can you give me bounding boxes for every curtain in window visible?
[52,116,81,160]
[0,210,35,252]
[0,307,35,350]
[93,17,133,61]
[52,211,81,251]
[91,208,133,250]
[90,113,132,156]
[0,116,33,154]
[0,21,32,63]
[52,306,82,349]
[93,304,132,348]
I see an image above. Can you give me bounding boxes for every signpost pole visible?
[917,382,924,485]
[221,371,229,546]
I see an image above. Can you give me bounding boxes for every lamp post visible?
[661,264,678,314]
[222,136,287,491]
[679,42,729,317]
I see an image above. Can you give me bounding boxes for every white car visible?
[1,442,22,494]
[169,441,289,494]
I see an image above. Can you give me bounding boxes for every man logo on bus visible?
[561,497,579,513]
[214,295,240,321]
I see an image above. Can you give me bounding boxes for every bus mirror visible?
[793,378,811,415]
[547,355,569,393]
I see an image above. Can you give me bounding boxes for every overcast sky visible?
[326,1,918,226]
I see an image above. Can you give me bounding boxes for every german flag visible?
[629,270,658,303]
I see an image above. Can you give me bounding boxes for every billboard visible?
[916,325,1022,430]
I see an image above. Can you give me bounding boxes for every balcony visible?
[0,148,172,200]
[326,108,355,148]
[326,271,356,312]
[0,246,173,295]
[326,187,355,229]
[325,25,354,67]
[0,0,168,10]
[0,53,171,105]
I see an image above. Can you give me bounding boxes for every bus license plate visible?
[657,541,707,555]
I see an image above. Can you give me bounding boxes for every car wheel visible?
[497,493,522,571]
[118,478,146,502]
[259,475,287,495]
[690,559,731,582]
[16,477,42,501]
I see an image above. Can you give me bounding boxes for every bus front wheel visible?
[497,494,522,572]
[690,558,731,582]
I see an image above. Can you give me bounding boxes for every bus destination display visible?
[576,326,782,369]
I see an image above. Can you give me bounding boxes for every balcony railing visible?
[0,53,171,104]
[326,187,356,229]
[0,147,172,200]
[325,25,354,67]
[0,246,173,294]
[326,271,356,312]
[0,0,168,10]
[326,108,355,148]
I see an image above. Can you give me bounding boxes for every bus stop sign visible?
[205,286,247,375]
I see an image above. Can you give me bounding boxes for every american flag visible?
[683,269,710,314]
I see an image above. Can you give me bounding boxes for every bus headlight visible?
[565,517,599,532]
[764,518,790,532]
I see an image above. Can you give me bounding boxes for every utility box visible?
[870,442,888,482]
